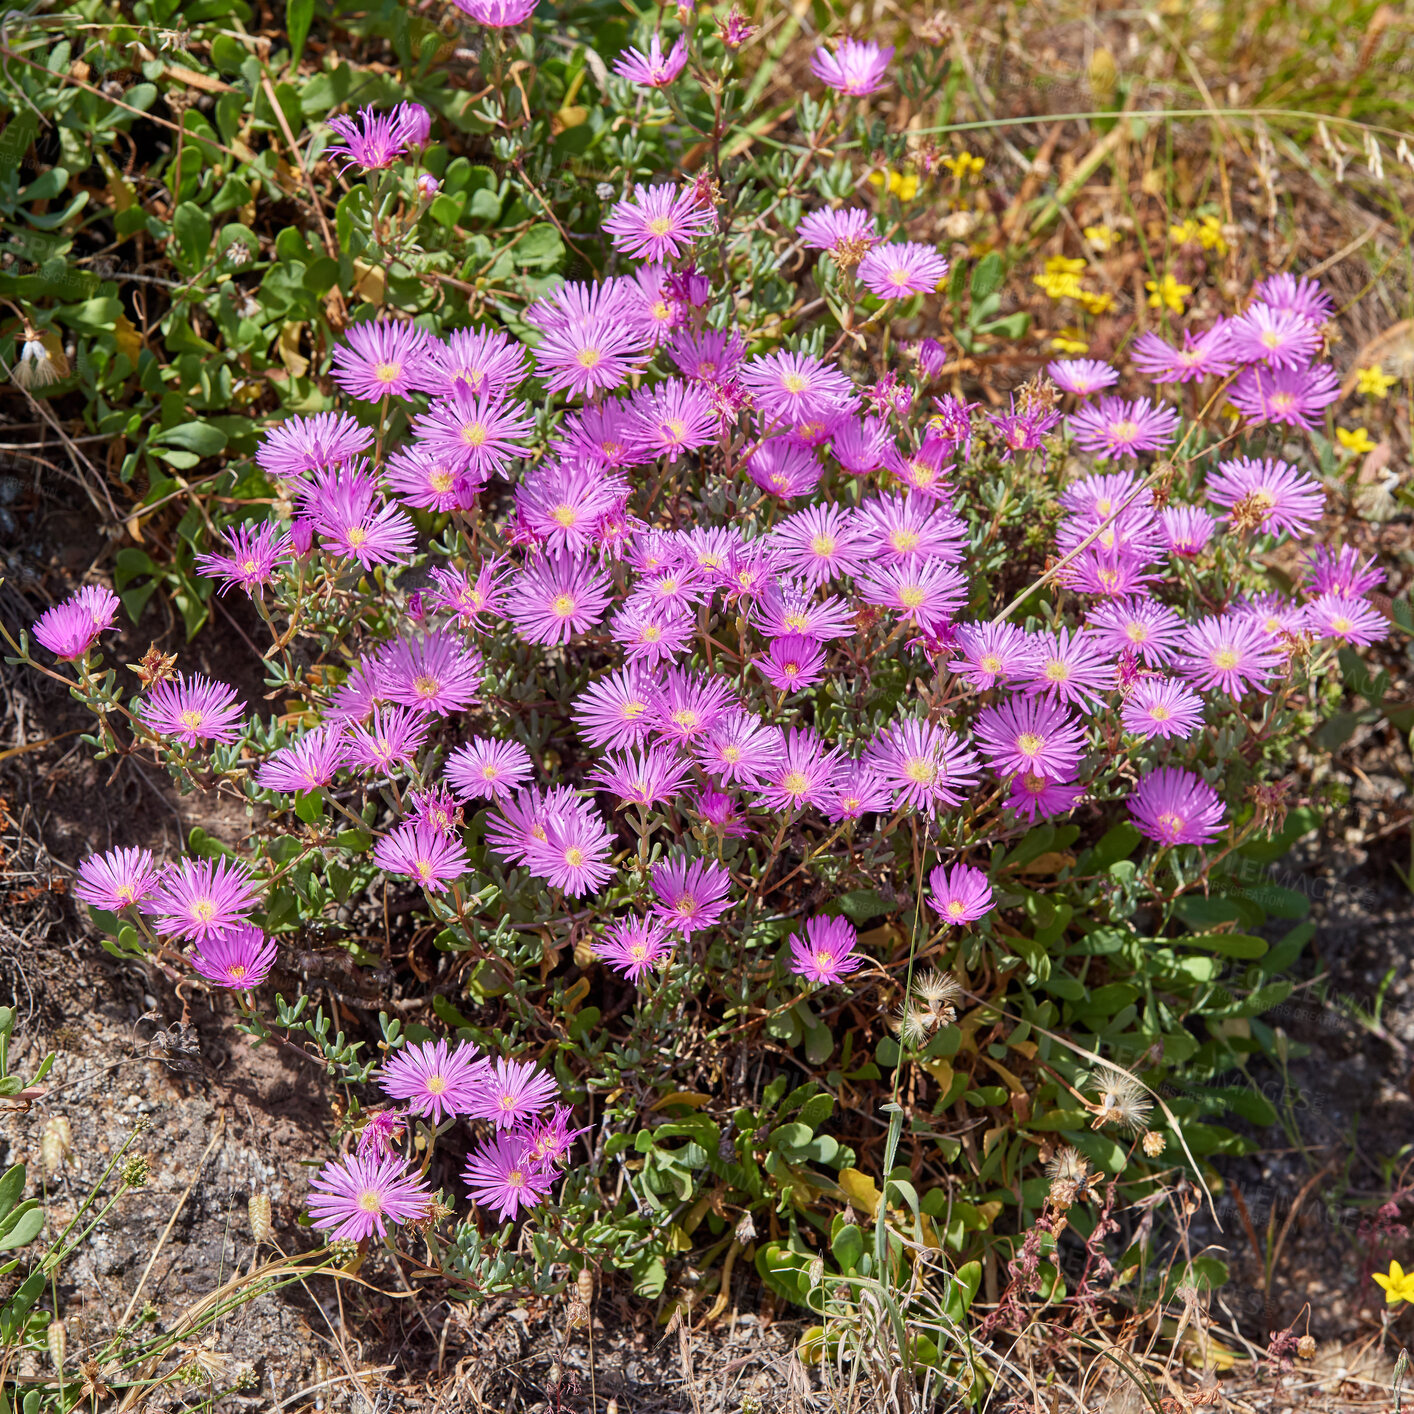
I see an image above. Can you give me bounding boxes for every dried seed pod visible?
[42,1115,73,1175]
[576,1266,594,1305]
[48,1318,65,1371]
[1142,1130,1166,1158]
[248,1193,272,1246]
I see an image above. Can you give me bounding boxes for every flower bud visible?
[121,1155,150,1188]
[416,172,440,200]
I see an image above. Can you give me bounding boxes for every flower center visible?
[814,950,836,972]
[1016,733,1044,757]
[898,585,926,609]
[781,372,808,394]
[781,770,809,795]
[980,654,1002,674]
[946,900,965,918]
[904,757,937,784]
[672,709,699,731]
[551,594,576,618]
[1125,623,1148,642]
[1111,420,1139,442]
[1157,810,1185,837]
[358,1188,384,1214]
[179,710,204,731]
[891,530,920,553]
[564,847,585,867]
[462,421,488,447]
[346,526,368,546]
[375,362,401,383]
[810,534,835,557]
[1149,704,1171,721]
[193,899,216,922]
[1212,648,1240,670]
[414,675,440,698]
[647,216,673,236]
[427,1075,448,1094]
[577,346,602,369]
[229,964,247,979]
[430,471,455,492]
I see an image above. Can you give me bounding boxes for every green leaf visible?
[836,889,892,924]
[512,222,564,270]
[172,202,213,276]
[0,1166,24,1223]
[0,1202,42,1251]
[152,422,226,456]
[944,1259,983,1321]
[1178,932,1268,959]
[286,0,315,66]
[294,789,324,824]
[831,1220,864,1272]
[969,252,1003,302]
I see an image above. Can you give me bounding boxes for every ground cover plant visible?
[2,0,1414,1408]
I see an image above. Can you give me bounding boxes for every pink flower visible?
[379,1039,487,1124]
[572,669,655,749]
[139,673,245,747]
[189,924,277,989]
[1206,457,1324,538]
[595,915,674,981]
[650,856,732,933]
[603,183,714,263]
[466,1057,559,1130]
[506,554,613,645]
[330,319,433,402]
[1128,767,1226,846]
[1175,614,1284,697]
[307,1154,432,1242]
[857,242,949,299]
[756,727,842,813]
[974,697,1087,781]
[143,856,261,944]
[866,718,981,816]
[463,1132,555,1222]
[928,863,992,925]
[809,37,893,96]
[789,916,862,984]
[373,820,470,893]
[613,34,689,87]
[31,584,120,661]
[1121,677,1205,740]
[446,737,534,802]
[75,846,163,913]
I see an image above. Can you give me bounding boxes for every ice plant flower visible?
[929,863,993,925]
[372,820,471,893]
[809,36,893,96]
[143,856,261,944]
[356,1109,407,1160]
[650,855,732,933]
[412,387,535,481]
[1069,397,1179,459]
[573,669,655,749]
[1305,591,1387,647]
[698,712,786,788]
[379,631,483,717]
[344,705,431,775]
[866,718,981,815]
[1006,771,1085,821]
[75,847,163,913]
[1227,303,1322,370]
[740,351,857,427]
[324,106,417,172]
[1229,363,1340,429]
[1121,677,1205,740]
[1253,272,1333,325]
[1206,457,1324,538]
[32,585,120,661]
[1176,614,1285,696]
[467,1058,559,1130]
[379,1039,487,1124]
[139,674,245,747]
[189,924,278,989]
[857,242,949,299]
[1023,628,1116,709]
[1047,359,1120,396]
[1159,505,1217,557]
[506,553,613,645]
[463,1132,555,1222]
[1300,545,1383,600]
[1130,326,1237,383]
[589,743,693,808]
[256,411,372,478]
[798,208,879,264]
[613,34,688,87]
[195,523,290,597]
[446,737,534,802]
[789,915,863,983]
[330,320,432,402]
[1087,598,1186,668]
[307,1154,432,1242]
[756,727,842,813]
[1128,767,1226,846]
[595,915,673,981]
[951,621,1038,690]
[974,696,1087,781]
[453,0,538,24]
[603,183,714,262]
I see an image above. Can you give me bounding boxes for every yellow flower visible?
[1083,225,1118,252]
[1146,274,1192,314]
[941,151,985,181]
[1336,426,1376,455]
[1374,1261,1414,1305]
[1355,364,1397,399]
[1168,219,1199,246]
[1033,255,1088,302]
[1196,214,1228,255]
[1051,334,1089,355]
[1077,289,1114,315]
[867,167,920,201]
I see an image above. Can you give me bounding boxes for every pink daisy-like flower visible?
[1159,505,1217,557]
[809,36,893,95]
[384,447,480,513]
[373,820,470,893]
[524,810,616,896]
[517,462,628,554]
[446,737,534,802]
[408,784,460,834]
[418,326,530,400]
[344,705,430,776]
[697,712,785,788]
[506,553,613,645]
[746,438,823,501]
[1305,591,1387,647]
[573,669,655,749]
[484,785,577,866]
[330,320,432,402]
[452,0,538,24]
[1175,614,1285,696]
[650,855,732,933]
[758,634,828,692]
[648,666,738,747]
[798,207,879,264]
[714,540,783,603]
[857,242,949,300]
[379,1038,487,1124]
[951,620,1039,690]
[1021,628,1115,709]
[772,504,868,586]
[379,631,483,717]
[588,743,693,809]
[1227,303,1322,370]
[256,412,371,479]
[856,561,967,632]
[613,33,688,86]
[356,1109,407,1160]
[695,787,752,838]
[1229,592,1309,644]
[1206,457,1324,538]
[258,724,347,794]
[740,350,857,428]
[324,105,417,172]
[143,856,261,944]
[1069,397,1179,460]
[1058,469,1144,520]
[189,924,277,989]
[858,496,967,566]
[195,522,290,597]
[823,762,892,823]
[789,915,862,984]
[1128,767,1226,846]
[32,584,120,661]
[462,1132,555,1222]
[1130,326,1237,383]
[669,327,746,385]
[883,436,954,499]
[974,696,1087,781]
[595,915,673,982]
[603,183,714,263]
[629,378,717,461]
[1047,359,1120,396]
[139,673,244,748]
[307,1153,432,1242]
[928,863,993,925]
[412,387,535,481]
[520,1104,587,1169]
[1300,544,1383,600]
[300,463,417,569]
[1229,363,1341,430]
[534,317,648,401]
[753,581,855,643]
[1061,547,1160,600]
[1121,677,1205,740]
[829,415,891,475]
[987,398,1061,460]
[1086,597,1186,668]
[866,718,982,816]
[1253,272,1334,325]
[428,560,512,632]
[1005,771,1085,821]
[611,600,694,666]
[75,846,163,913]
[756,727,842,813]
[466,1057,559,1130]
